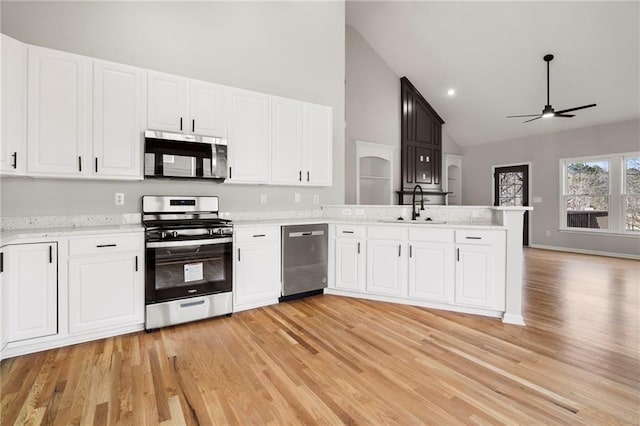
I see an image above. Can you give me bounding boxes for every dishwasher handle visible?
[288,230,325,238]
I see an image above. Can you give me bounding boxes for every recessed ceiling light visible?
[447,88,456,96]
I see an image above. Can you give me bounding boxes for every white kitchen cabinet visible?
[68,234,144,334]
[408,228,454,303]
[0,248,6,352]
[304,103,332,186]
[93,60,145,179]
[234,227,280,311]
[1,34,27,175]
[454,230,506,310]
[27,45,90,176]
[366,239,406,297]
[333,226,366,292]
[5,242,58,343]
[227,88,271,183]
[271,96,304,184]
[147,72,226,138]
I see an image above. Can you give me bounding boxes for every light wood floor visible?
[2,248,639,425]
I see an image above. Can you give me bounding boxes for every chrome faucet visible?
[411,184,425,220]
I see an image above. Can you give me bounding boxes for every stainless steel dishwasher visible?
[281,224,328,300]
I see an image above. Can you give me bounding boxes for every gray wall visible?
[344,25,461,204]
[0,1,345,216]
[462,119,640,256]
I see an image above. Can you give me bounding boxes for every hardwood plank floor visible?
[2,248,639,424]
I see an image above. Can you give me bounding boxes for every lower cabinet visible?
[68,248,143,334]
[454,230,506,311]
[408,229,454,303]
[333,226,366,292]
[365,227,408,297]
[233,227,281,311]
[4,242,58,343]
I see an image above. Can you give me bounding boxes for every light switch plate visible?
[533,196,542,203]
[313,195,319,204]
[115,193,124,205]
[260,194,268,205]
[294,193,301,203]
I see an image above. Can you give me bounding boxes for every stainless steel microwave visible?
[144,130,227,181]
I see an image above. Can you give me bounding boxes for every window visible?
[560,152,640,234]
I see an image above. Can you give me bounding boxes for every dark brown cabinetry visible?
[398,77,448,204]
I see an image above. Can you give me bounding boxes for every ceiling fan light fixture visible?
[447,88,456,96]
[542,112,554,118]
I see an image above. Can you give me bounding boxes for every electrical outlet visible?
[260,194,268,205]
[294,193,301,203]
[533,196,542,203]
[115,193,124,206]
[545,230,551,237]
[342,208,352,216]
[355,208,365,216]
[313,195,319,205]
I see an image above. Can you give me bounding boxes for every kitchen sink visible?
[379,219,447,225]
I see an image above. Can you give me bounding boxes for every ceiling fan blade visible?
[554,114,575,118]
[554,104,597,115]
[524,116,542,123]
[506,114,542,118]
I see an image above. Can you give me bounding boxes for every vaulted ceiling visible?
[346,1,640,146]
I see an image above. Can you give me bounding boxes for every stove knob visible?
[161,231,167,239]
[172,231,178,238]
[208,229,214,236]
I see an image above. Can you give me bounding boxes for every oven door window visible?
[147,242,232,302]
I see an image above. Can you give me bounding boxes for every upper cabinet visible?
[27,45,90,177]
[1,35,27,175]
[270,97,333,186]
[147,71,226,137]
[227,88,271,183]
[93,60,146,178]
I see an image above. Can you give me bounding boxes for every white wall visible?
[462,119,640,256]
[0,1,345,216]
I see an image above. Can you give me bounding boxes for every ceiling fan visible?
[507,54,596,123]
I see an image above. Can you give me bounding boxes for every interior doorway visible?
[493,164,530,246]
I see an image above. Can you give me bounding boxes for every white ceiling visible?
[346,1,640,147]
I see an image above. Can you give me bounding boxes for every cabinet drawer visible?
[335,225,365,238]
[409,228,453,243]
[69,233,143,256]
[367,226,407,240]
[455,230,504,245]
[235,227,279,243]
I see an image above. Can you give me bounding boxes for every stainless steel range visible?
[142,195,233,330]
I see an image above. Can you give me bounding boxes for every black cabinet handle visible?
[410,245,412,258]
[237,248,241,262]
[457,248,460,262]
[252,234,266,238]
[342,230,354,234]
[135,255,138,271]
[0,252,3,273]
[49,245,53,263]
[180,117,183,131]
[192,119,195,132]
[299,171,302,182]
[78,156,82,172]
[357,242,360,254]
[95,157,98,173]
[96,244,117,248]
[307,171,310,182]
[466,236,482,240]
[398,245,401,257]
[11,152,17,169]
[229,167,232,179]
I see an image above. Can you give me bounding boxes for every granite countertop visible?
[233,218,505,229]
[1,224,145,246]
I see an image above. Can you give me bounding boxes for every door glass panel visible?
[497,171,524,206]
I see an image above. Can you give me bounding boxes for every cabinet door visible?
[408,242,453,303]
[147,71,187,132]
[227,88,271,183]
[190,80,226,137]
[68,253,143,333]
[271,96,303,184]
[27,46,89,176]
[234,241,280,308]
[335,238,365,292]
[366,240,406,297]
[0,249,6,351]
[455,244,495,309]
[6,243,57,342]
[304,103,332,186]
[1,35,27,175]
[93,60,145,178]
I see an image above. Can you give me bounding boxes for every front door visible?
[494,165,529,245]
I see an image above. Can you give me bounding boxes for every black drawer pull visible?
[229,167,232,179]
[78,156,82,172]
[398,245,402,257]
[465,236,482,240]
[457,248,460,261]
[307,171,310,182]
[192,119,195,132]
[11,152,17,169]
[342,230,354,234]
[410,245,412,258]
[180,300,205,308]
[96,244,117,248]
[357,242,360,254]
[135,255,138,271]
[1,252,4,273]
[299,171,302,181]
[238,248,241,262]
[180,117,183,131]
[95,157,98,173]
[253,234,266,238]
[49,245,53,263]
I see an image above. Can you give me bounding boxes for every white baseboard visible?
[529,244,640,260]
[502,313,526,326]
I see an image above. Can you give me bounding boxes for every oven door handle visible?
[146,237,232,248]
